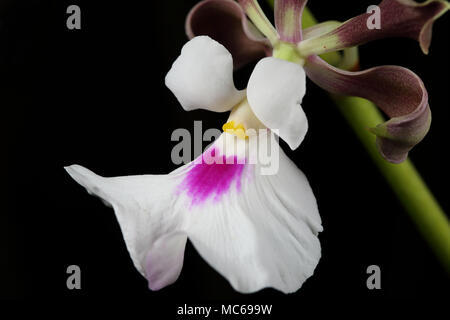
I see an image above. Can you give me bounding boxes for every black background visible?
[1,0,449,311]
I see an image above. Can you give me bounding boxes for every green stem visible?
[333,96,450,272]
[267,0,450,272]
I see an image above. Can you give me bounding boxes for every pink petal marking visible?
[178,147,246,206]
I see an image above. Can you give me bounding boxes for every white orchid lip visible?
[65,130,322,294]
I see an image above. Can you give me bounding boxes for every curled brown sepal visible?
[298,0,450,56]
[304,55,431,163]
[186,0,272,69]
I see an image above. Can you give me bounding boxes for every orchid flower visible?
[65,35,322,293]
[188,0,449,163]
[64,0,450,294]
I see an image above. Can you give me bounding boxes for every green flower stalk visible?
[332,95,450,272]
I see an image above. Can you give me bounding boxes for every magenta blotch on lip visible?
[178,147,246,206]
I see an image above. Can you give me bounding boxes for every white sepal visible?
[165,36,245,112]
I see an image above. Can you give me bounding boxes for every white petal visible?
[65,132,322,294]
[64,165,189,290]
[185,133,322,293]
[247,57,308,150]
[165,36,245,112]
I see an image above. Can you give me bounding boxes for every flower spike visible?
[298,0,450,56]
[186,0,271,69]
[274,0,308,43]
[304,55,430,163]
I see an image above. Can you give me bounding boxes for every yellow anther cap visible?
[222,121,248,140]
